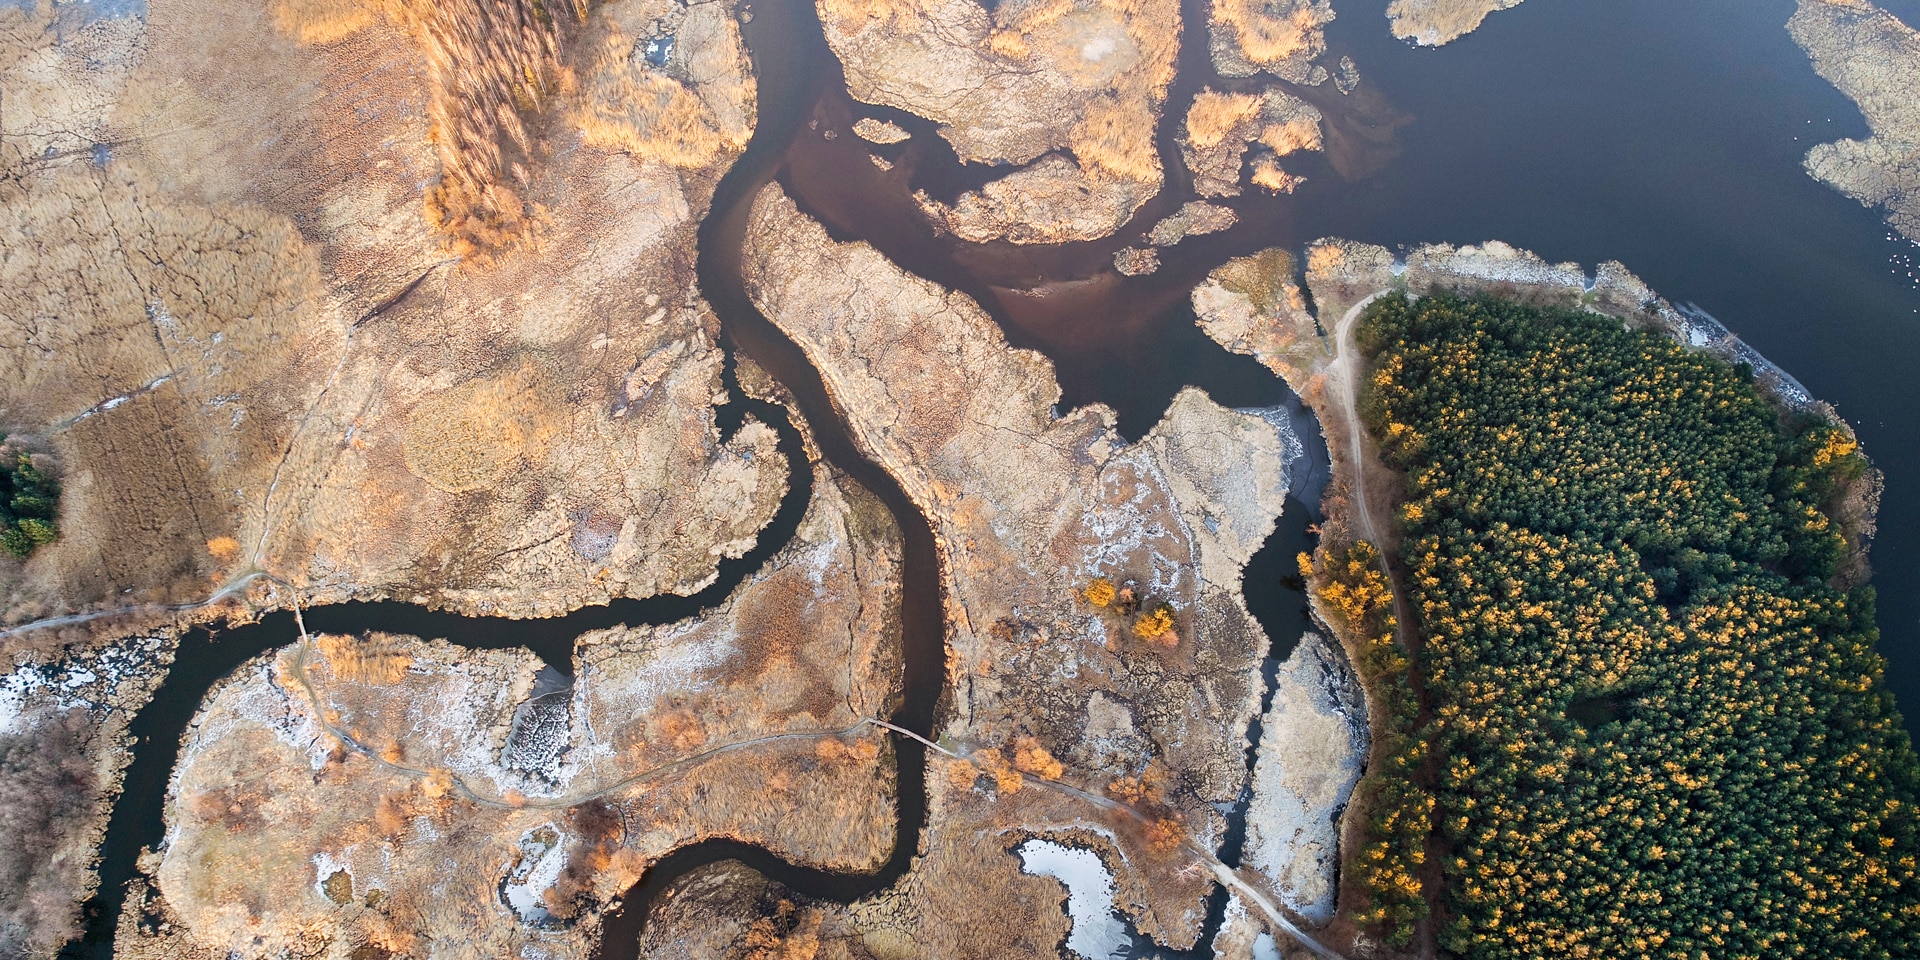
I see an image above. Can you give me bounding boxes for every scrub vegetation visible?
[0,441,57,558]
[1302,541,1430,944]
[1356,293,1920,959]
[0,711,98,957]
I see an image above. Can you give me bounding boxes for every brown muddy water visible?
[63,0,1920,957]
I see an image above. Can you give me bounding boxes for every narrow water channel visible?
[73,0,1913,955]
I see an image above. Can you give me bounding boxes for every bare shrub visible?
[0,709,100,957]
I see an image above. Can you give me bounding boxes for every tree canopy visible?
[1358,293,1920,959]
[0,442,57,558]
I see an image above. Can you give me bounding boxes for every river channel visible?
[61,0,1920,956]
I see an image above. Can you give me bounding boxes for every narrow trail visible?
[1329,290,1392,548]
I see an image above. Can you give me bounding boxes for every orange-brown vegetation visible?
[1250,156,1304,193]
[575,24,749,169]
[272,0,586,258]
[0,160,328,610]
[1185,89,1262,148]
[401,367,560,493]
[1105,760,1170,806]
[204,536,242,567]
[1212,0,1331,68]
[657,708,710,752]
[740,899,824,960]
[946,756,983,792]
[969,747,1025,794]
[1010,737,1065,780]
[1070,93,1162,184]
[1259,116,1322,156]
[1131,602,1176,644]
[314,632,415,685]
[815,736,883,764]
[1082,576,1116,607]
[1145,817,1184,853]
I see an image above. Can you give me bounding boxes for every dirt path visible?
[1329,290,1392,547]
[866,719,1350,960]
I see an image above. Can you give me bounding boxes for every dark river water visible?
[60,0,1920,956]
[785,0,1920,732]
[1307,0,1920,730]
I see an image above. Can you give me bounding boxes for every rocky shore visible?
[1789,0,1920,244]
[1384,0,1526,46]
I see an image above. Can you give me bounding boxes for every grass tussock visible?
[1213,0,1332,67]
[1250,155,1303,193]
[315,632,415,685]
[1185,89,1261,148]
[401,367,558,493]
[575,31,741,168]
[272,0,587,260]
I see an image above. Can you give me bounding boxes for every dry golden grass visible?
[401,367,557,493]
[1071,94,1160,182]
[0,156,327,604]
[1010,737,1064,780]
[576,33,739,169]
[270,0,378,44]
[272,0,584,258]
[1250,156,1305,193]
[1213,0,1331,67]
[1258,116,1322,155]
[1185,89,1262,148]
[314,632,415,685]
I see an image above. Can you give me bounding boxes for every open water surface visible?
[60,0,1920,956]
[783,0,1920,731]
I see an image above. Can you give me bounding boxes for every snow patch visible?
[1016,839,1129,960]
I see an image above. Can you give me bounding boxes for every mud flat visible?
[742,184,1303,955]
[817,0,1179,242]
[1384,0,1527,46]
[114,461,901,960]
[1789,0,1920,243]
[0,0,786,626]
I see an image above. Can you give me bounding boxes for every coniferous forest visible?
[1356,294,1920,959]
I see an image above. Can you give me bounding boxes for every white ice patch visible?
[1253,932,1283,960]
[1016,839,1129,960]
[1082,36,1116,60]
[1,636,166,734]
[501,825,568,926]
[312,850,352,902]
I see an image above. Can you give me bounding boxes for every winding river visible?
[58,0,1920,955]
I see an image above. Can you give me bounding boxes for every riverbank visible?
[1191,235,1887,957]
